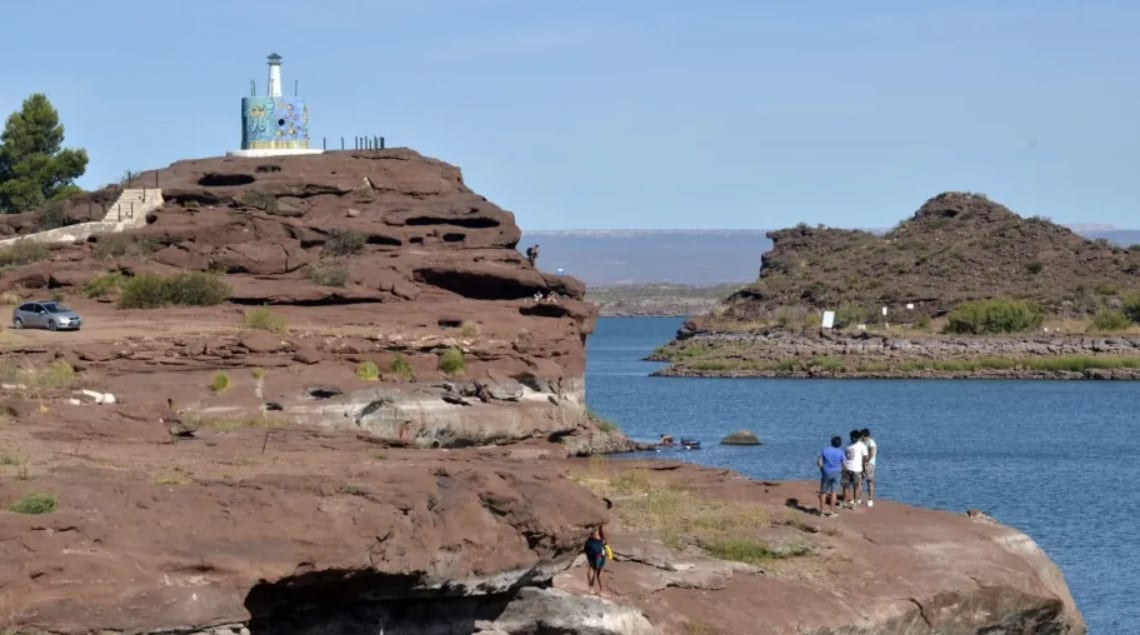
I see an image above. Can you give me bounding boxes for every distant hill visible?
[715,192,1140,322]
[519,226,1140,287]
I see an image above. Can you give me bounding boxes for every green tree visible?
[0,94,88,213]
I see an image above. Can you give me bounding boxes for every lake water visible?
[585,316,1137,633]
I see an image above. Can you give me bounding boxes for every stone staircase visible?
[0,188,164,249]
[104,188,161,225]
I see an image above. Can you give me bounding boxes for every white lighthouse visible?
[266,52,283,98]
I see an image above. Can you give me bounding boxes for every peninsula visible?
[651,192,1140,379]
[0,151,1085,632]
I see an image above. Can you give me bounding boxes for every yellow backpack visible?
[603,543,614,560]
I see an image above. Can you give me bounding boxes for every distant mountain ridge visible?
[520,227,1140,286]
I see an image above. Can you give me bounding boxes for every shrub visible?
[460,322,480,338]
[0,240,50,267]
[1025,261,1043,275]
[118,273,230,309]
[834,303,877,328]
[1094,282,1120,296]
[93,235,159,260]
[242,307,287,333]
[9,493,56,514]
[1122,293,1140,324]
[388,354,413,379]
[437,347,465,376]
[588,409,619,433]
[356,361,380,381]
[1089,309,1132,332]
[38,360,76,390]
[304,264,349,287]
[323,230,367,256]
[210,371,230,393]
[239,190,278,212]
[38,202,67,230]
[82,273,125,298]
[943,299,1044,335]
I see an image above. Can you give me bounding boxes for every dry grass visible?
[182,414,287,431]
[572,458,811,566]
[0,359,79,393]
[154,471,189,486]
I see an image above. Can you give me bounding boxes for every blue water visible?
[586,317,1138,633]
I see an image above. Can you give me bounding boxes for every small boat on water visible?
[652,434,701,451]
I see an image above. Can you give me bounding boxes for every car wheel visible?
[48,320,58,331]
[12,317,22,329]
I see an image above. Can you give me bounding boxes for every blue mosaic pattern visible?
[241,97,310,150]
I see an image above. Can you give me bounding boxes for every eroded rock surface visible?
[552,461,1085,635]
[0,149,617,451]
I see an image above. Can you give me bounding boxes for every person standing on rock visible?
[525,244,540,267]
[584,525,607,594]
[861,428,877,507]
[841,429,868,509]
[816,435,845,516]
[584,498,612,595]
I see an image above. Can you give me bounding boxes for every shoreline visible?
[651,366,1140,380]
[649,328,1140,380]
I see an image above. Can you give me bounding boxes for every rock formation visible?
[0,149,631,451]
[651,192,1140,378]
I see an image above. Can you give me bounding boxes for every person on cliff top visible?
[525,244,540,267]
[816,435,845,517]
[861,428,877,508]
[841,429,869,509]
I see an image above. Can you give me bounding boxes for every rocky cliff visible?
[0,149,629,451]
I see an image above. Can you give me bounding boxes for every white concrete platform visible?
[226,148,324,158]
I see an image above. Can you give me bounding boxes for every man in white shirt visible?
[861,428,877,507]
[841,429,868,509]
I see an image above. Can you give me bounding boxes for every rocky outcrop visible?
[0,410,628,634]
[0,404,1084,634]
[717,192,1140,323]
[0,149,626,451]
[555,461,1086,635]
[650,192,1140,378]
[719,429,761,445]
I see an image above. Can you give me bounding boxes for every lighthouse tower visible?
[227,53,323,158]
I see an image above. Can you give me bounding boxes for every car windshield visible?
[41,303,70,313]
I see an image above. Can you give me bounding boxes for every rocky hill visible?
[652,192,1140,379]
[718,192,1140,323]
[0,148,629,452]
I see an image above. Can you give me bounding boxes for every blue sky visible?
[2,1,1138,230]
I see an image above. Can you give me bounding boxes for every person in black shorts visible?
[584,524,607,594]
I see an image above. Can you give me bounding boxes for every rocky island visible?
[0,157,1086,633]
[651,192,1140,379]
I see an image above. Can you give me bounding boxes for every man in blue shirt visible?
[817,435,845,517]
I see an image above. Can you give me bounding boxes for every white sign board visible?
[881,306,888,316]
[906,303,915,310]
[821,310,836,329]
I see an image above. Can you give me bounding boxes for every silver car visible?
[11,301,83,331]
